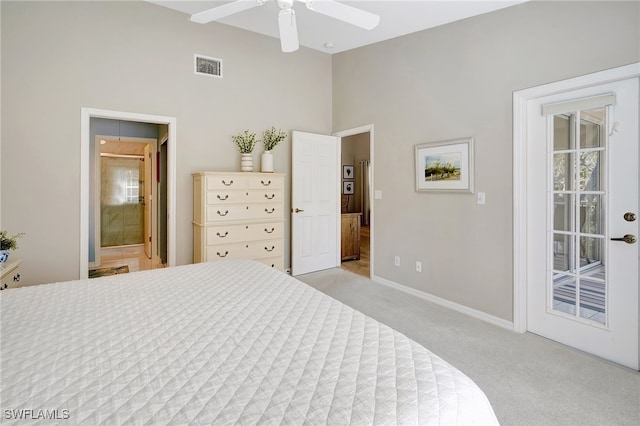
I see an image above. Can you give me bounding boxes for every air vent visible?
[194,54,222,78]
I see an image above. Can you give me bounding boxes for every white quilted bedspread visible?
[1,260,498,425]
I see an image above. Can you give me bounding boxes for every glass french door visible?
[526,76,639,370]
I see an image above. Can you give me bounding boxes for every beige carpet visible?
[296,267,640,426]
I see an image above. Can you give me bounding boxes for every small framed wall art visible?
[343,181,354,195]
[343,165,354,179]
[415,137,474,193]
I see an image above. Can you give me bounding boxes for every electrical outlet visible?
[416,261,422,272]
[477,192,486,205]
[394,256,400,267]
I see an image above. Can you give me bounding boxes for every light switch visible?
[477,192,486,205]
[374,190,382,199]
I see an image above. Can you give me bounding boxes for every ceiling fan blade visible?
[278,9,299,53]
[191,0,264,24]
[305,0,380,30]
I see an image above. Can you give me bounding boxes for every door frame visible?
[80,108,177,279]
[333,124,375,277]
[512,62,640,333]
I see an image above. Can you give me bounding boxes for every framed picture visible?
[343,181,354,195]
[343,165,354,179]
[415,137,474,193]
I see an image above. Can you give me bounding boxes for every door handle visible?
[293,208,304,213]
[610,234,637,244]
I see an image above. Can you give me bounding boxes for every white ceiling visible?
[148,0,527,54]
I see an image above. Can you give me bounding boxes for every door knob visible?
[610,234,637,244]
[293,208,304,213]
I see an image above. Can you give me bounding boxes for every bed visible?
[1,260,498,425]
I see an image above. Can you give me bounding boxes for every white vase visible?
[0,250,9,263]
[240,153,253,172]
[261,151,274,173]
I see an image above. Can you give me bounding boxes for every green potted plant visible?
[261,127,287,173]
[232,130,258,172]
[0,230,25,263]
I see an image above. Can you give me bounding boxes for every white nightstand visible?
[0,258,23,291]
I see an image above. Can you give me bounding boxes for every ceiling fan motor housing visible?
[277,0,294,10]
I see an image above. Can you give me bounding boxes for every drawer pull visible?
[265,246,276,252]
[265,227,275,234]
[217,194,229,201]
[216,251,229,258]
[217,210,229,217]
[222,180,233,186]
[13,274,20,282]
[216,231,229,238]
[260,180,271,187]
[265,208,276,214]
[265,194,276,200]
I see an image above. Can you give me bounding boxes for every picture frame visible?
[343,181,354,195]
[343,165,354,179]
[415,137,474,193]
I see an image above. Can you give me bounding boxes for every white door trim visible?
[512,63,640,333]
[333,124,374,277]
[80,108,177,279]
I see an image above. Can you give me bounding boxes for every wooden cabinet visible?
[341,213,362,261]
[0,258,23,291]
[193,172,285,271]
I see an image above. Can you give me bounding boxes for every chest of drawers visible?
[193,172,285,271]
[0,258,23,291]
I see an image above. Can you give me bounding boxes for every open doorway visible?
[80,108,177,280]
[94,135,158,276]
[334,126,374,278]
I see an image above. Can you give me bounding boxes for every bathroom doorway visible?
[80,108,177,280]
[336,127,373,278]
[95,135,158,275]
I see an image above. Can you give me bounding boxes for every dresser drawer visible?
[206,189,284,206]
[205,222,284,245]
[256,257,285,271]
[205,203,283,223]
[205,240,283,261]
[205,175,247,190]
[248,175,283,189]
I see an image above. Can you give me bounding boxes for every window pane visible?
[580,151,601,191]
[553,153,573,191]
[553,115,571,151]
[553,274,576,315]
[580,107,605,149]
[553,193,574,232]
[553,233,575,273]
[580,194,603,235]
[578,278,606,324]
[580,236,603,267]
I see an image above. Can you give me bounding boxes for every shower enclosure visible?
[100,156,145,247]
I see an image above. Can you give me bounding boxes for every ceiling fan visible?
[191,0,380,53]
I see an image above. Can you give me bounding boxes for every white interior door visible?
[526,77,639,369]
[291,131,340,276]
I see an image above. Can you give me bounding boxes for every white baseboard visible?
[371,274,514,331]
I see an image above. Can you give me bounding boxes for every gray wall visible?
[332,1,640,321]
[1,1,331,285]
